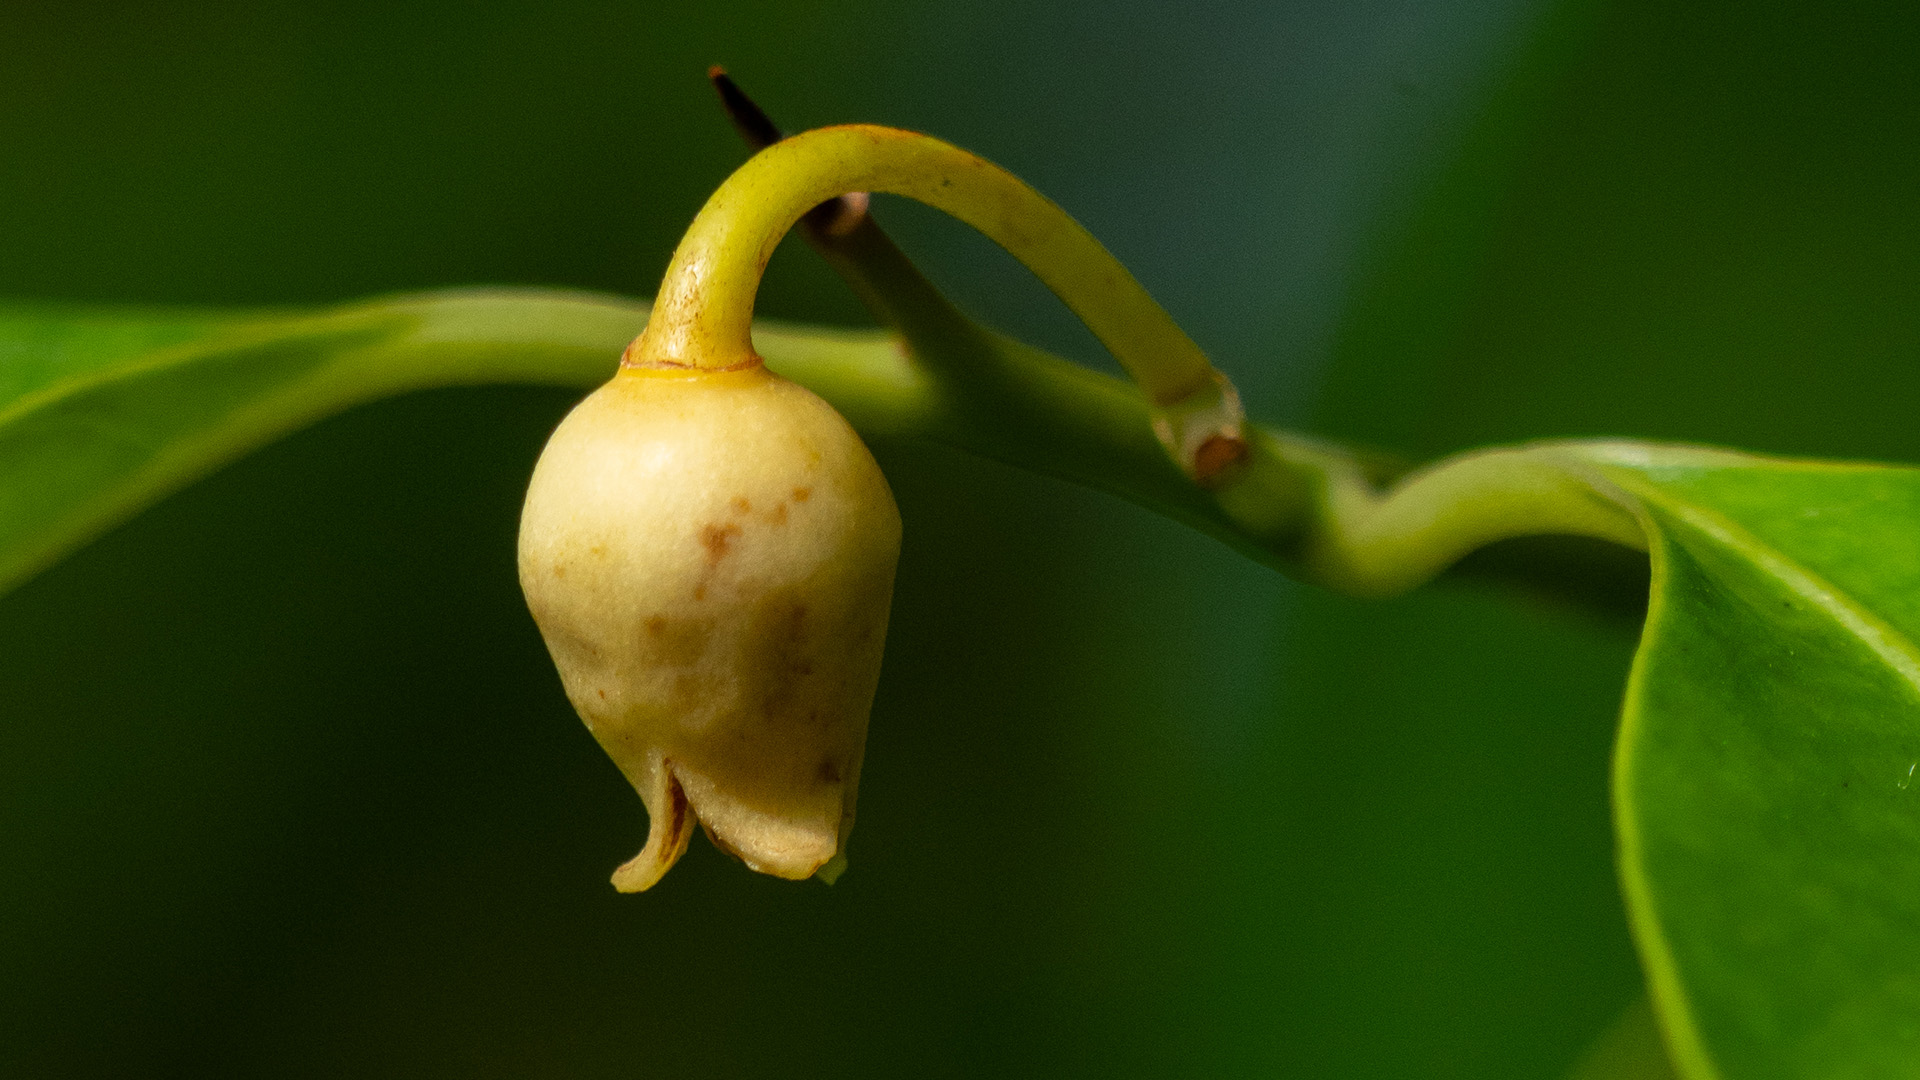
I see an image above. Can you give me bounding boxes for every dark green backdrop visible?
[3,1,1915,1076]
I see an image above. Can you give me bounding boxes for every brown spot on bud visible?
[699,522,742,562]
[730,496,752,514]
[791,486,812,502]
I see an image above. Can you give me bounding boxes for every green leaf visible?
[1584,446,1920,1079]
[0,290,636,594]
[1281,438,1920,1078]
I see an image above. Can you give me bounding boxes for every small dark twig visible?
[709,66,784,150]
[708,66,869,236]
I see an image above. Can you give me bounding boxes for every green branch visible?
[7,115,1920,1077]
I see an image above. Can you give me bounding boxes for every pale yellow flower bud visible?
[518,363,900,891]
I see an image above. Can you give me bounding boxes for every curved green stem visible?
[630,124,1262,494]
[634,125,1216,405]
[631,121,1654,601]
[678,132,1650,604]
[623,121,1655,608]
[683,79,1651,611]
[1281,437,1647,596]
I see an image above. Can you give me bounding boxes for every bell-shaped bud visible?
[518,363,900,891]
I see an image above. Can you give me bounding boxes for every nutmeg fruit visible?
[518,363,900,891]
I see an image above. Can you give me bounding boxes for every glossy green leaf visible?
[0,292,618,594]
[1256,437,1920,1079]
[1584,446,1920,1079]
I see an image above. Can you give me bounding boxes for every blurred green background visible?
[3,1,1917,1076]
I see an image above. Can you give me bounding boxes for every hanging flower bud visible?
[520,118,1240,893]
[518,361,901,891]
